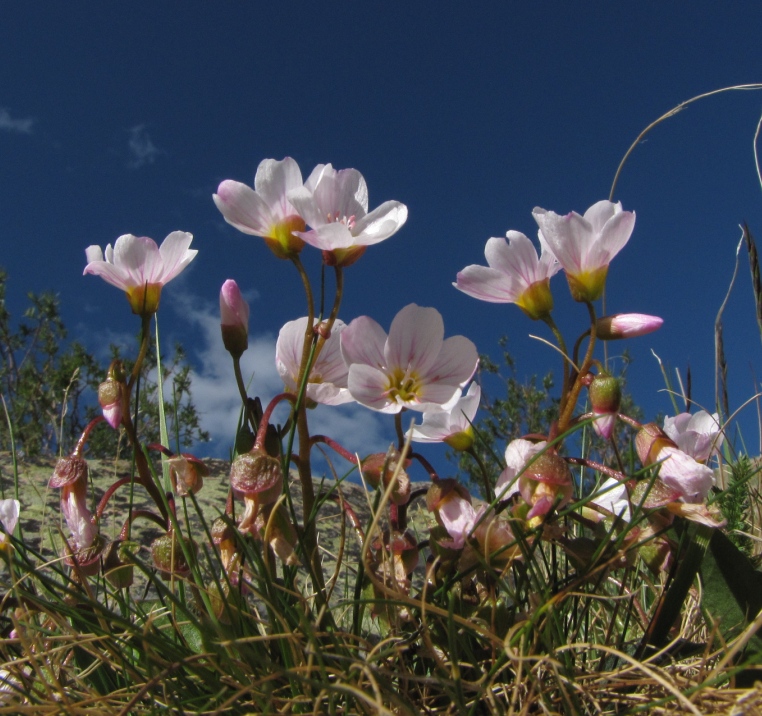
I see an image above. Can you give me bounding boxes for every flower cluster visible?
[214,157,408,266]
[68,155,728,648]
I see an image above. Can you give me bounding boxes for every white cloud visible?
[0,108,34,134]
[171,295,392,468]
[127,124,161,168]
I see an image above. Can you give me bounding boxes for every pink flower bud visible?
[98,379,123,429]
[588,373,621,439]
[361,446,411,505]
[595,313,663,340]
[220,279,249,357]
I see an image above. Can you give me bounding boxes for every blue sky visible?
[2,3,762,472]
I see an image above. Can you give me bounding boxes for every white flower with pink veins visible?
[663,411,723,463]
[341,304,478,414]
[276,317,353,406]
[288,163,408,266]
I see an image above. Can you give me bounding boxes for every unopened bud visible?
[635,423,675,466]
[220,279,249,357]
[98,379,124,429]
[595,313,663,340]
[588,373,621,439]
[361,446,411,505]
[150,533,196,579]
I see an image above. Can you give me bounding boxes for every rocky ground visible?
[0,451,434,599]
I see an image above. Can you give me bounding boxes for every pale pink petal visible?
[341,316,388,368]
[0,499,19,536]
[254,157,303,218]
[385,304,444,378]
[295,222,356,250]
[582,200,619,233]
[657,446,715,503]
[347,364,400,413]
[157,231,197,283]
[352,201,408,245]
[275,319,306,390]
[418,335,478,389]
[496,439,547,498]
[214,180,274,236]
[458,265,522,304]
[113,235,159,283]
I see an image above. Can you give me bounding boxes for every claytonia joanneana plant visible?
[341,303,478,414]
[0,499,19,550]
[83,231,197,315]
[288,163,408,267]
[214,157,307,259]
[533,200,635,302]
[411,382,480,449]
[10,121,755,713]
[276,317,352,406]
[454,231,560,319]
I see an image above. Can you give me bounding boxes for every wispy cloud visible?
[0,108,34,134]
[127,124,162,168]
[171,294,392,469]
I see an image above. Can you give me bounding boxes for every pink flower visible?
[0,499,19,549]
[411,383,481,450]
[663,411,723,463]
[439,494,482,550]
[220,279,250,357]
[49,456,98,551]
[84,232,197,315]
[341,304,478,414]
[214,157,307,259]
[533,200,635,302]
[288,163,408,267]
[590,477,631,521]
[656,446,715,503]
[595,313,663,340]
[276,317,352,406]
[495,438,546,500]
[454,231,560,319]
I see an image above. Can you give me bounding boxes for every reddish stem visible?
[73,416,105,457]
[255,392,296,450]
[310,435,359,464]
[96,477,134,519]
[410,452,440,481]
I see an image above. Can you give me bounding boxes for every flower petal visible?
[214,180,275,236]
[385,304,444,377]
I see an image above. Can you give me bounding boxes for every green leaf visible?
[700,529,762,653]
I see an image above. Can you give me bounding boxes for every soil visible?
[0,451,434,592]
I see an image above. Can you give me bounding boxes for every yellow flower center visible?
[387,367,423,405]
[126,283,163,316]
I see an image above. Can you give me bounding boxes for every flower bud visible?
[169,455,208,497]
[220,279,249,357]
[588,373,621,439]
[361,446,411,505]
[518,451,573,521]
[102,539,138,589]
[595,313,663,340]
[635,423,674,466]
[98,378,124,429]
[150,533,196,579]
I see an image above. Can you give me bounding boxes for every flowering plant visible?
[2,110,760,712]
